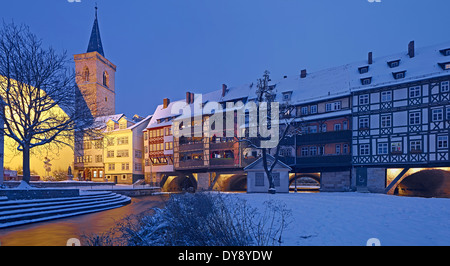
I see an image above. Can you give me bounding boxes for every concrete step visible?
[0,191,114,208]
[0,193,131,229]
[0,193,119,212]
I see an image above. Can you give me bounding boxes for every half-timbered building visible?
[351,41,450,196]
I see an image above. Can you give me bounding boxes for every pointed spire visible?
[87,4,105,57]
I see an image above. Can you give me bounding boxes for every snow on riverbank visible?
[235,192,450,246]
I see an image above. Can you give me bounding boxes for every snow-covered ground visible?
[236,192,450,246]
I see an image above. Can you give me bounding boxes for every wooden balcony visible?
[210,158,239,168]
[179,142,204,152]
[296,130,352,145]
[294,154,352,169]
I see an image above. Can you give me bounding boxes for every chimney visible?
[368,52,373,65]
[408,40,415,58]
[186,91,191,104]
[222,84,227,97]
[190,92,194,104]
[163,98,170,109]
[300,69,307,78]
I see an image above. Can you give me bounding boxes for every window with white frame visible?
[333,101,341,110]
[409,86,421,98]
[381,91,392,102]
[359,94,369,105]
[359,117,369,129]
[409,112,421,125]
[359,144,370,155]
[446,107,450,120]
[377,143,388,155]
[432,108,443,122]
[335,144,341,155]
[334,123,341,131]
[410,140,422,152]
[343,121,348,130]
[301,106,308,115]
[310,146,317,156]
[301,147,308,157]
[438,136,448,149]
[326,101,341,112]
[381,115,392,128]
[310,105,317,114]
[441,81,449,93]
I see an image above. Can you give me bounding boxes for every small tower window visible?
[103,71,109,87]
[83,67,89,82]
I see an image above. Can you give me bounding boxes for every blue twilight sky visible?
[1,0,450,117]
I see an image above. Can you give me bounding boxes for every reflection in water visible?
[0,194,169,246]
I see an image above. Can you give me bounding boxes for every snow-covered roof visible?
[91,113,125,129]
[268,41,450,105]
[349,41,450,92]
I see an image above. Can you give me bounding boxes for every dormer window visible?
[387,60,400,68]
[438,62,450,70]
[358,66,369,74]
[282,91,293,101]
[360,77,372,85]
[393,71,406,79]
[439,48,450,56]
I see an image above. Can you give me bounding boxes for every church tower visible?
[74,6,116,117]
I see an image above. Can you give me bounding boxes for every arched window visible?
[83,67,89,82]
[103,71,109,87]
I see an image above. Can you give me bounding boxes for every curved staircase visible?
[0,191,131,229]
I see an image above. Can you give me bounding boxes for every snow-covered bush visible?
[81,192,292,246]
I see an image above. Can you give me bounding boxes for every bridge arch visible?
[289,173,321,185]
[387,168,450,198]
[212,174,247,192]
[162,174,198,192]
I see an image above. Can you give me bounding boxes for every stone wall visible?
[320,171,351,192]
[367,168,386,193]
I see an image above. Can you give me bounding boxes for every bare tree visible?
[0,22,93,186]
[238,70,299,194]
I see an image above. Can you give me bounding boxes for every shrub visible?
[81,192,292,246]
